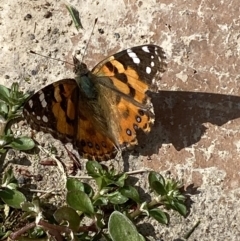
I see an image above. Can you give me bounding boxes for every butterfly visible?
[23,45,167,161]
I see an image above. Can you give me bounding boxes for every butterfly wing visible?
[23,79,79,143]
[91,45,167,149]
[92,45,167,91]
[23,79,117,161]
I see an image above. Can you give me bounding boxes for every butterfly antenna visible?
[29,50,74,66]
[80,18,98,63]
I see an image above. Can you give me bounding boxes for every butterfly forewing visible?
[92,45,167,92]
[23,78,118,161]
[23,79,79,143]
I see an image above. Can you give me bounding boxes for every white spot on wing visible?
[127,49,140,64]
[28,100,33,108]
[36,116,41,120]
[146,67,151,74]
[42,99,47,108]
[39,91,47,108]
[142,46,150,53]
[42,115,48,122]
[39,91,44,101]
[151,61,155,67]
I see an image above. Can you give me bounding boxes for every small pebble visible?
[24,14,32,20]
[28,34,35,40]
[98,28,104,34]
[114,33,120,39]
[75,49,81,55]
[31,69,38,75]
[44,11,52,18]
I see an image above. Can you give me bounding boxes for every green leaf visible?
[139,202,148,216]
[65,4,83,30]
[2,167,18,189]
[27,226,45,238]
[119,186,140,203]
[0,123,7,138]
[0,189,26,209]
[148,172,165,189]
[8,136,35,150]
[83,182,94,197]
[66,190,94,216]
[170,200,187,216]
[95,177,105,190]
[95,213,105,229]
[107,191,128,205]
[114,173,128,187]
[0,102,8,119]
[0,85,10,103]
[151,181,166,196]
[149,208,168,225]
[0,228,11,240]
[54,206,81,232]
[0,134,13,147]
[148,172,167,196]
[109,211,145,241]
[66,178,85,192]
[93,196,108,206]
[0,83,29,123]
[86,161,103,178]
[21,199,41,214]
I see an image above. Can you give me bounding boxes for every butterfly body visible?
[24,45,167,161]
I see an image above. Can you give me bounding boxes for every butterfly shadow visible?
[123,90,240,161]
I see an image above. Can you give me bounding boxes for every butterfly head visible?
[73,56,89,76]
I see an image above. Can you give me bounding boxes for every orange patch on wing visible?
[123,67,149,93]
[52,102,74,135]
[99,59,126,75]
[111,77,131,95]
[76,118,116,160]
[66,99,76,120]
[94,59,150,103]
[111,76,147,103]
[53,83,76,100]
[51,83,77,135]
[116,98,153,145]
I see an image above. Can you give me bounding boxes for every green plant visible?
[8,161,187,241]
[0,168,26,209]
[0,83,35,154]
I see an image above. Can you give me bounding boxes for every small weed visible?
[3,162,187,241]
[0,83,34,154]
